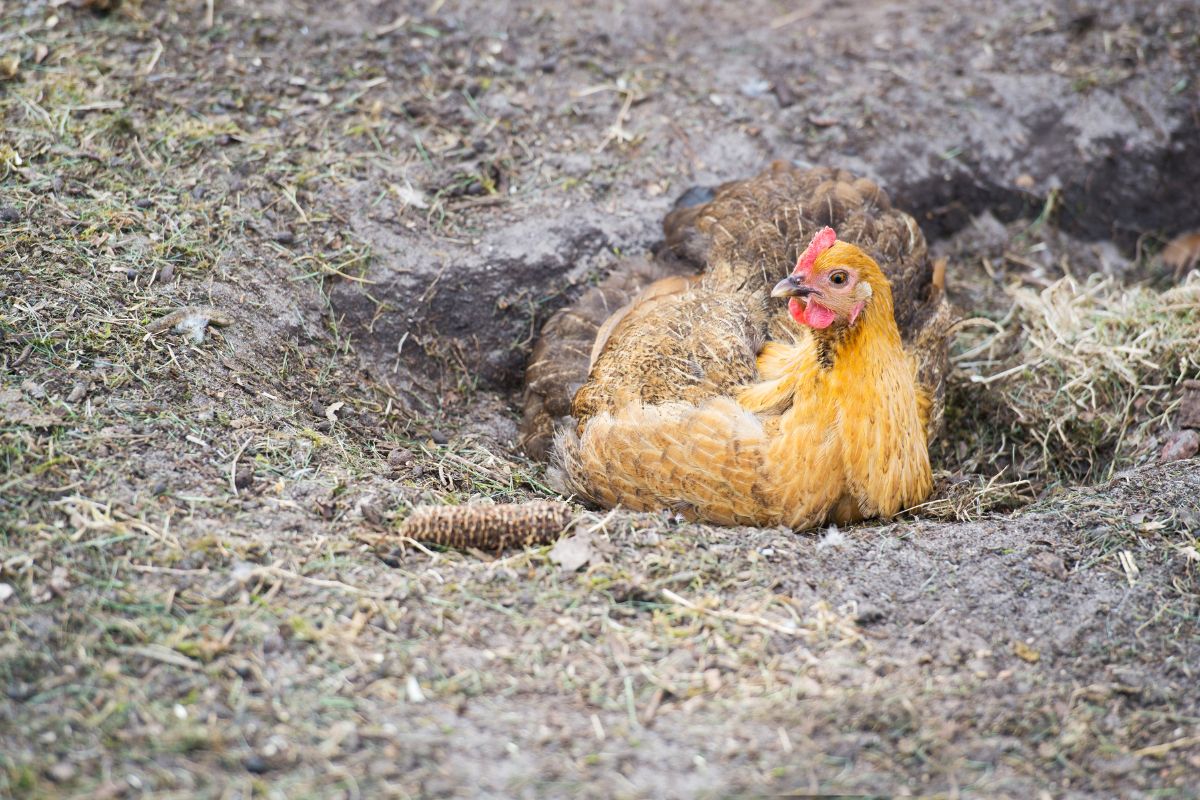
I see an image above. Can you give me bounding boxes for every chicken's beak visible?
[771,275,817,299]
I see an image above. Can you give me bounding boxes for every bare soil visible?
[2,1,1198,798]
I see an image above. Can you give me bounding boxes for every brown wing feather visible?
[589,274,699,368]
[571,283,768,430]
[519,257,696,459]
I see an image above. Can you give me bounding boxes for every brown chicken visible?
[521,162,950,459]
[519,161,951,529]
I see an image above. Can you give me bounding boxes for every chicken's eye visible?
[829,270,848,285]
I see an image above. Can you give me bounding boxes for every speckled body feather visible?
[519,257,697,459]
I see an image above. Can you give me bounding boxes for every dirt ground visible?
[2,0,1199,797]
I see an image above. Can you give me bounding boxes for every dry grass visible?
[942,271,1200,488]
[908,471,1034,522]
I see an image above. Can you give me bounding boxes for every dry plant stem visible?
[398,501,574,550]
[660,588,811,638]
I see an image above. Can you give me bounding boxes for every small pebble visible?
[242,754,269,774]
[0,206,20,223]
[367,759,399,779]
[46,761,77,783]
[1031,551,1068,581]
[1160,429,1200,462]
[21,379,46,399]
[430,429,449,445]
[7,683,35,702]
[855,605,886,625]
[388,447,414,467]
[234,466,255,489]
[361,500,385,525]
[739,78,771,98]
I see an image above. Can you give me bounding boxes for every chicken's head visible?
[771,227,885,330]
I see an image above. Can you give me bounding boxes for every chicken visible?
[553,222,934,529]
[520,161,951,464]
[389,164,952,546]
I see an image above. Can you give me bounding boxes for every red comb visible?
[793,226,837,277]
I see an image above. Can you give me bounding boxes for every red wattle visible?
[788,297,805,324]
[803,302,837,329]
[789,298,836,329]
